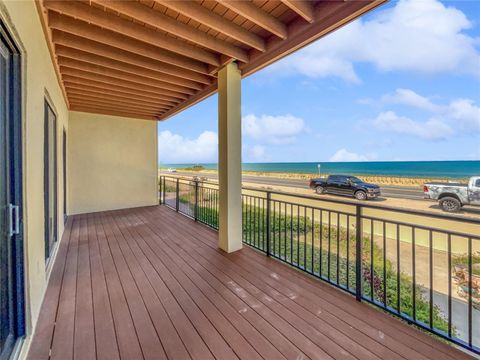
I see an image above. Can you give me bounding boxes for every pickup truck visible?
[424,176,480,212]
[309,175,381,200]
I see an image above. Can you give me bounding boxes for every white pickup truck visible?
[424,176,480,212]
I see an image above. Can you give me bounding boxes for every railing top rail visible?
[159,175,480,225]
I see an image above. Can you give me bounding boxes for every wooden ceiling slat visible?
[58,58,190,99]
[47,14,212,80]
[92,0,250,62]
[37,0,386,122]
[65,84,176,107]
[66,90,171,111]
[52,30,211,85]
[154,0,266,51]
[55,45,199,93]
[69,98,161,114]
[44,0,220,66]
[69,102,161,117]
[70,106,159,121]
[62,75,180,105]
[281,0,315,23]
[63,80,177,107]
[217,1,288,39]
[67,95,169,113]
[60,68,184,103]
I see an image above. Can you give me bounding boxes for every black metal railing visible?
[159,175,480,355]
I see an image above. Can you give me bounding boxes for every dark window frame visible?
[0,19,25,359]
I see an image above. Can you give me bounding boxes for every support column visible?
[218,62,242,253]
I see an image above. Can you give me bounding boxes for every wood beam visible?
[58,58,189,99]
[34,0,69,107]
[69,99,160,116]
[281,0,315,23]
[50,28,210,86]
[64,84,176,108]
[241,1,384,76]
[48,12,210,77]
[217,1,288,39]
[55,45,199,93]
[70,106,158,121]
[67,95,168,114]
[62,75,179,105]
[66,91,170,112]
[60,68,183,103]
[154,0,266,50]
[44,0,220,66]
[92,0,249,62]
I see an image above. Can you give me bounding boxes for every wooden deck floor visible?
[27,206,472,360]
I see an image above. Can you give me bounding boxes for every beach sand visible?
[163,168,467,187]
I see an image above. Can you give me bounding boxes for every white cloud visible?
[158,130,217,163]
[270,0,480,82]
[373,88,480,138]
[329,148,376,162]
[373,111,453,140]
[448,99,480,131]
[244,145,269,162]
[242,113,306,144]
[382,88,441,113]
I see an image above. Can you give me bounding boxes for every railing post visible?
[266,191,271,256]
[163,177,166,204]
[194,180,199,221]
[355,204,362,301]
[176,178,180,212]
[159,176,163,205]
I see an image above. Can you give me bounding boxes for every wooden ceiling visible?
[37,0,386,121]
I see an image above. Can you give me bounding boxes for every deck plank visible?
[27,206,474,360]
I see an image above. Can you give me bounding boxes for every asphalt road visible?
[162,171,425,200]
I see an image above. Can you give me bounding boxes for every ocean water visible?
[160,161,480,179]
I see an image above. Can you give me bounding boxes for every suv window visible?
[328,175,349,184]
[475,179,480,188]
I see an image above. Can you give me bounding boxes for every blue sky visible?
[158,0,480,164]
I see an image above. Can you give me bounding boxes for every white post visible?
[218,62,242,253]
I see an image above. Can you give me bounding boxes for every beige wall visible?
[69,111,158,215]
[0,0,69,354]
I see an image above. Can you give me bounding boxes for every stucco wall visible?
[69,111,158,215]
[0,0,69,354]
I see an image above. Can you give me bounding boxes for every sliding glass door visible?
[0,21,24,360]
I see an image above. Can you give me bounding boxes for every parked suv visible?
[309,175,381,200]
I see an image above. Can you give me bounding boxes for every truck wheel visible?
[315,186,324,194]
[355,190,367,200]
[439,197,461,212]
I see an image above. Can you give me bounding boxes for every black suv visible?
[309,175,380,200]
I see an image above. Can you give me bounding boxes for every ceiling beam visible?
[44,0,220,66]
[62,75,180,105]
[92,0,250,62]
[55,45,199,93]
[52,30,212,85]
[60,67,184,103]
[63,80,177,107]
[66,90,171,112]
[154,0,267,50]
[241,1,383,76]
[69,101,160,117]
[281,0,315,23]
[64,84,175,108]
[217,1,288,39]
[48,11,208,74]
[67,95,168,114]
[58,58,189,99]
[69,98,161,114]
[70,105,159,121]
